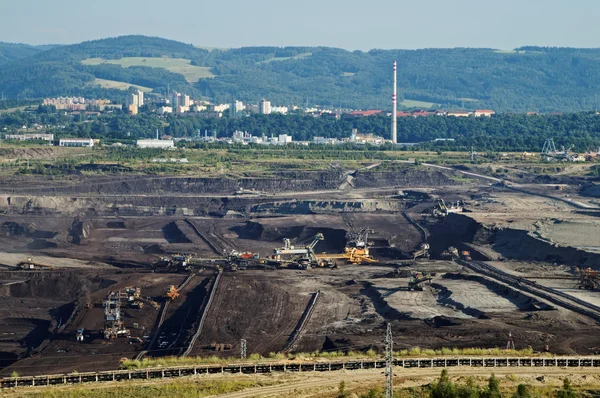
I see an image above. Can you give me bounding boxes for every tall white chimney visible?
[392,60,397,144]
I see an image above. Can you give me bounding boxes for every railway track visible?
[5,357,600,389]
[459,259,600,323]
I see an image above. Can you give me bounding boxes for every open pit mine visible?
[2,164,600,377]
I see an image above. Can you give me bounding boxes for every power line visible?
[385,323,393,398]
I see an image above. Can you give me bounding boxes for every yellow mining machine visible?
[165,285,180,301]
[343,228,377,264]
[314,228,377,265]
[578,268,600,290]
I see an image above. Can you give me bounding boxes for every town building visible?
[474,109,495,117]
[4,133,54,141]
[136,139,175,149]
[259,99,272,115]
[271,106,289,114]
[231,100,244,117]
[446,111,472,117]
[346,110,383,117]
[59,138,94,147]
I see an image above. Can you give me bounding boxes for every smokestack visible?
[392,60,397,144]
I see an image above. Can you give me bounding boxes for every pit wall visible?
[435,214,600,268]
[1,196,409,217]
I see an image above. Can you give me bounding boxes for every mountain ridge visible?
[2,35,600,112]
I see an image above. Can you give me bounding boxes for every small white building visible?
[278,134,292,144]
[59,138,94,147]
[136,139,175,149]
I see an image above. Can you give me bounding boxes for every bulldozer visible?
[412,243,430,260]
[165,285,180,301]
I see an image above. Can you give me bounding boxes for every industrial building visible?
[136,139,175,149]
[59,138,94,147]
[4,133,54,141]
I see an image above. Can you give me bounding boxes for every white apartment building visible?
[59,138,94,147]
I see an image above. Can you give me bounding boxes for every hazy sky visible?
[1,0,599,50]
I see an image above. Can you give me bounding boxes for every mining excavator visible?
[412,243,430,260]
[17,258,55,270]
[165,285,180,301]
[578,268,600,290]
[433,199,463,218]
[314,228,377,265]
[274,233,336,269]
[343,228,376,264]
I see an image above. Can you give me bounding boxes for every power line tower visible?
[506,331,515,351]
[385,323,394,398]
[240,338,247,360]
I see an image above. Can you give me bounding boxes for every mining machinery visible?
[103,291,129,340]
[313,228,377,265]
[433,199,463,218]
[407,271,433,291]
[165,285,180,301]
[578,268,600,290]
[154,254,192,271]
[344,228,376,264]
[226,250,260,270]
[124,287,143,308]
[440,246,459,260]
[273,233,335,269]
[17,257,54,270]
[412,243,430,260]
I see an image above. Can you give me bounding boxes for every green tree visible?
[360,387,384,398]
[430,369,458,398]
[556,378,578,398]
[512,384,531,398]
[458,377,481,398]
[337,380,348,398]
[481,374,501,398]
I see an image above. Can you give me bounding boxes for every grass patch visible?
[400,99,437,109]
[121,347,539,370]
[86,78,153,92]
[258,52,312,64]
[7,378,276,398]
[82,57,215,83]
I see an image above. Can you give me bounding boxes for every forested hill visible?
[3,35,600,112]
[0,42,57,65]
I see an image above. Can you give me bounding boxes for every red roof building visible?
[474,109,495,117]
